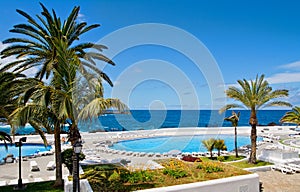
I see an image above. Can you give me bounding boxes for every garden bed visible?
[81,158,251,191]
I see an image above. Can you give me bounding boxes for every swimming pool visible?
[110,134,262,153]
[0,143,52,160]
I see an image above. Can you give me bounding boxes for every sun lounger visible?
[147,152,154,157]
[139,152,146,157]
[271,164,294,174]
[155,153,161,157]
[47,161,56,170]
[30,160,40,171]
[0,180,7,186]
[4,155,15,163]
[287,163,300,172]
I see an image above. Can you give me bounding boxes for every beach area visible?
[1,126,300,191]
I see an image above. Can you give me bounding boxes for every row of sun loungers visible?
[271,163,300,174]
[262,133,280,142]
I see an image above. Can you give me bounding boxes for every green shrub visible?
[197,162,224,173]
[61,148,85,174]
[162,168,188,179]
[108,170,121,181]
[127,170,154,183]
[217,156,225,162]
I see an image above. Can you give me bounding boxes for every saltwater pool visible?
[110,134,262,153]
[0,143,52,160]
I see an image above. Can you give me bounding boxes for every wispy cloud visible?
[77,13,86,22]
[278,61,300,71]
[266,73,300,84]
[0,42,39,77]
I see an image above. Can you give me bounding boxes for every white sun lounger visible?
[287,164,300,172]
[30,160,40,171]
[271,164,294,174]
[0,180,7,186]
[47,161,56,170]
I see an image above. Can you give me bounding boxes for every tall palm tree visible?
[224,111,240,157]
[280,106,300,126]
[1,4,117,187]
[214,139,227,157]
[202,138,215,158]
[0,131,12,151]
[219,74,291,163]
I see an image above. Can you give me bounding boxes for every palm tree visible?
[0,72,26,126]
[0,3,114,84]
[280,106,300,126]
[1,4,117,187]
[224,111,240,157]
[0,131,12,151]
[214,139,227,157]
[9,79,66,183]
[219,74,291,163]
[202,138,215,158]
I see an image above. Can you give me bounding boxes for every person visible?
[61,137,66,144]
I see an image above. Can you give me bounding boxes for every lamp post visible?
[15,137,27,189]
[73,141,82,192]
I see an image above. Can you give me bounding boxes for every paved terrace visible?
[0,126,299,191]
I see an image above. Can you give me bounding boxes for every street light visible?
[73,140,82,192]
[15,137,27,190]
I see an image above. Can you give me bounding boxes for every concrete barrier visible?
[64,179,93,192]
[137,173,259,192]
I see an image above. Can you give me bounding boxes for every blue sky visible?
[1,0,300,110]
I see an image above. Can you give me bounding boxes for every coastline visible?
[8,125,297,144]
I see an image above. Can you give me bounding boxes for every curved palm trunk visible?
[249,109,257,164]
[234,126,238,157]
[53,122,63,187]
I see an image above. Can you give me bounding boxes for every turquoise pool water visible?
[0,143,52,160]
[110,134,262,153]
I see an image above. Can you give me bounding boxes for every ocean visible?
[0,110,291,134]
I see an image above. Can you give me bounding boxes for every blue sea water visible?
[0,110,291,134]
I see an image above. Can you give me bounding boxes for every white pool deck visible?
[0,125,299,189]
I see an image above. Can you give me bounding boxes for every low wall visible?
[64,179,93,192]
[137,173,259,192]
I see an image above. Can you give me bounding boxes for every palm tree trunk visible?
[210,150,213,159]
[69,124,82,192]
[235,126,238,157]
[248,109,257,164]
[53,123,63,187]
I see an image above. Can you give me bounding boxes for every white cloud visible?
[266,73,300,84]
[278,61,300,70]
[0,42,16,65]
[77,13,86,22]
[0,42,39,77]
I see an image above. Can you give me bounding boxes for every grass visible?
[200,155,245,162]
[228,160,273,168]
[81,158,250,191]
[0,181,63,192]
